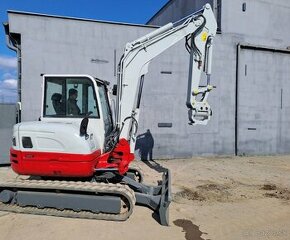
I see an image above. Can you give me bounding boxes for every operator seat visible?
[51,93,65,115]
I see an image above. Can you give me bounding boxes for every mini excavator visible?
[0,4,217,226]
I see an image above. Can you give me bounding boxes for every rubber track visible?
[0,179,136,221]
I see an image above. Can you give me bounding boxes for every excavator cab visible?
[9,75,116,177]
[42,75,114,137]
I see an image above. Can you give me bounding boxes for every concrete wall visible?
[8,13,156,122]
[237,48,290,155]
[149,0,290,45]
[147,0,214,25]
[146,0,290,156]
[221,0,290,155]
[0,104,15,164]
[137,34,236,158]
[222,0,290,41]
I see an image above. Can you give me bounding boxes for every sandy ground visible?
[0,155,290,240]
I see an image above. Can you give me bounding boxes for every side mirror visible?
[112,84,117,96]
[80,117,89,138]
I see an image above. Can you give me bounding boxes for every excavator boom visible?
[112,4,217,152]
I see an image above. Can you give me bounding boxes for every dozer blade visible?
[157,169,172,226]
[122,169,172,226]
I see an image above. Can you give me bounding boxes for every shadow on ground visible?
[174,219,210,240]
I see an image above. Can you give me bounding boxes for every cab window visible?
[43,77,100,118]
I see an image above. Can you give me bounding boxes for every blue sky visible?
[0,0,168,102]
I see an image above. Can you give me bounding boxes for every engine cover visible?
[10,121,102,177]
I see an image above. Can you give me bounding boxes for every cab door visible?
[42,75,106,152]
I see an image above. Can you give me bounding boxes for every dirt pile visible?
[261,184,290,200]
[173,183,231,203]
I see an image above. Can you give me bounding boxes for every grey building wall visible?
[147,0,290,156]
[222,0,290,38]
[147,0,215,26]
[6,0,290,159]
[7,13,157,122]
[0,104,16,164]
[237,47,290,155]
